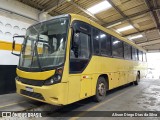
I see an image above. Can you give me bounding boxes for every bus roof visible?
[69,14,146,52]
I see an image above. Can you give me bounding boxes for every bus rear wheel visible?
[134,72,140,85]
[93,77,107,102]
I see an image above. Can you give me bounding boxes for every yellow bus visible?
[12,14,147,105]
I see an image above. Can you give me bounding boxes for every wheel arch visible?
[99,74,109,90]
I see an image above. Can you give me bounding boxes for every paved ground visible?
[0,93,45,111]
[0,79,160,120]
[41,79,160,120]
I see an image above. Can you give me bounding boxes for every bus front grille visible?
[20,89,45,100]
[19,77,44,86]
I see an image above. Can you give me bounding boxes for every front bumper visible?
[16,80,68,105]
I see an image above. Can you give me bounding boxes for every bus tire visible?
[93,77,107,102]
[134,72,140,85]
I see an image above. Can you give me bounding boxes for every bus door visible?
[69,21,92,100]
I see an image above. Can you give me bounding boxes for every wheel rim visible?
[98,82,105,96]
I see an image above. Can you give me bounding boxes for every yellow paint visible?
[80,75,92,98]
[0,40,21,51]
[16,14,148,106]
[16,69,55,80]
[16,80,69,105]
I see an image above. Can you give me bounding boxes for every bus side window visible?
[132,47,138,61]
[124,43,131,60]
[71,32,90,59]
[70,31,91,73]
[93,28,100,55]
[100,31,111,56]
[112,37,123,58]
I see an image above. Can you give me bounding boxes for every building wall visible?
[0,15,30,65]
[0,0,52,94]
[0,15,30,94]
[0,0,39,22]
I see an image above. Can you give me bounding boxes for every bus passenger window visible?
[112,37,123,58]
[124,43,131,60]
[93,28,100,55]
[71,32,90,59]
[70,32,91,73]
[132,47,138,60]
[100,32,111,56]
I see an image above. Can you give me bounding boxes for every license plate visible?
[26,86,33,92]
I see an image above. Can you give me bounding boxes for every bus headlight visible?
[44,68,63,85]
[44,74,62,85]
[44,78,54,85]
[53,74,61,82]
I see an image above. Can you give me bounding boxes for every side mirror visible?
[11,35,25,56]
[12,40,16,50]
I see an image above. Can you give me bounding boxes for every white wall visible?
[0,15,30,65]
[0,15,30,42]
[0,0,52,65]
[146,53,160,79]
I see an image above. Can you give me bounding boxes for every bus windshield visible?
[19,17,69,71]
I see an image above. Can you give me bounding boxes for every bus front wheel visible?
[134,72,140,85]
[93,77,107,102]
